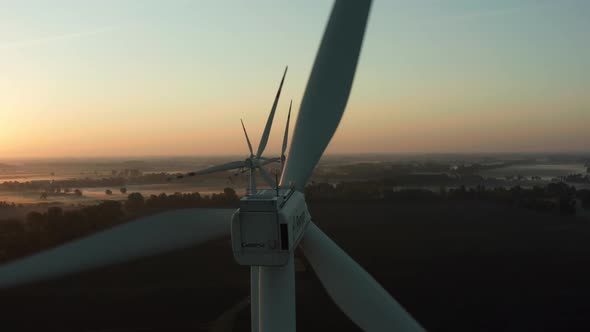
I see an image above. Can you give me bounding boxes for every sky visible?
[1,0,589,158]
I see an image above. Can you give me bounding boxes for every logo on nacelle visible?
[292,210,306,232]
[241,240,278,249]
[241,242,265,248]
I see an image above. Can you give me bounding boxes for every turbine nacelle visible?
[231,189,310,266]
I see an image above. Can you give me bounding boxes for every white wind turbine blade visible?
[0,209,234,288]
[259,2,372,331]
[241,119,254,156]
[301,222,426,332]
[280,0,371,190]
[260,157,281,166]
[187,160,246,177]
[256,66,288,158]
[281,100,292,170]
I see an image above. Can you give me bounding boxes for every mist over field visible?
[0,153,588,204]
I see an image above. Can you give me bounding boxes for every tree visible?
[547,182,575,198]
[74,189,83,196]
[25,211,45,231]
[47,206,64,232]
[559,197,576,216]
[125,192,145,213]
[577,189,590,210]
[89,201,123,221]
[120,187,127,194]
[0,218,25,236]
[105,189,113,195]
[61,210,87,238]
[47,206,63,219]
[223,187,238,202]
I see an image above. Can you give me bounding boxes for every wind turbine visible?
[175,68,289,195]
[0,1,425,331]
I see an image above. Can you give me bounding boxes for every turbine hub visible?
[244,158,254,169]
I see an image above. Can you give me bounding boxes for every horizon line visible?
[1,151,590,162]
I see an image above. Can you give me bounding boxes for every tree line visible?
[2,182,589,265]
[0,188,239,263]
[305,181,590,216]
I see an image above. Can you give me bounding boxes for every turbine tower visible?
[0,1,425,331]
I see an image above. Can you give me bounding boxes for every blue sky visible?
[1,1,589,157]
